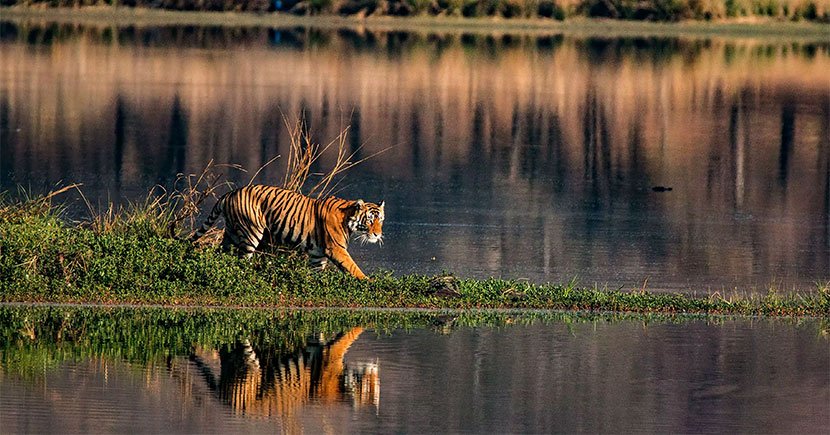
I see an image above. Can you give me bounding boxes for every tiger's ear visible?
[379,201,385,209]
[343,199,364,213]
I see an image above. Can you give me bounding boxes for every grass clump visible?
[0,190,254,304]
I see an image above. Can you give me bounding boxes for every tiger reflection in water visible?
[188,327,378,428]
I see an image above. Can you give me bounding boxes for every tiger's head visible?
[347,199,385,245]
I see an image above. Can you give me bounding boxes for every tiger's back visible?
[192,185,384,280]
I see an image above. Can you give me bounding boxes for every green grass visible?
[1,191,828,317]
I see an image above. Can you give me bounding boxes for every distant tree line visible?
[1,0,828,21]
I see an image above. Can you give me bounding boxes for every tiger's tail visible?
[191,193,227,242]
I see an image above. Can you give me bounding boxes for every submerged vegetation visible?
[0,0,828,22]
[1,185,828,316]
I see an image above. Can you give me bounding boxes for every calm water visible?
[0,306,827,433]
[1,22,829,292]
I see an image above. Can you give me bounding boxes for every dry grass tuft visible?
[281,113,388,199]
[190,226,225,247]
[167,160,239,238]
[0,184,80,222]
[68,160,237,238]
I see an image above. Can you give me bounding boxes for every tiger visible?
[191,185,384,280]
[188,327,378,428]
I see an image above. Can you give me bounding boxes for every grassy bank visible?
[1,190,828,317]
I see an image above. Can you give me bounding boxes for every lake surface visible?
[0,305,827,433]
[1,21,829,292]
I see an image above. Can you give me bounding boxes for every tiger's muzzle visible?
[355,219,383,245]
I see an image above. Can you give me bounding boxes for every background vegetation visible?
[1,0,828,22]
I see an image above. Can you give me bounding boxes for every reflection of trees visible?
[0,93,11,189]
[817,97,829,271]
[778,98,796,189]
[307,318,826,433]
[165,95,188,182]
[189,327,379,427]
[582,87,612,198]
[0,22,274,48]
[580,37,712,66]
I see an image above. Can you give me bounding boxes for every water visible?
[0,306,827,433]
[1,22,829,292]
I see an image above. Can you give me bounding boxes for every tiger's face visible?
[349,200,385,245]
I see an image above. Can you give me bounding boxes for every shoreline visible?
[1,183,829,319]
[0,301,826,321]
[2,6,829,40]
[2,200,828,318]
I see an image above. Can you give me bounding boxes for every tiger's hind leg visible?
[220,232,234,252]
[223,222,266,259]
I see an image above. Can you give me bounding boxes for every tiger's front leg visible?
[308,253,329,271]
[326,247,367,280]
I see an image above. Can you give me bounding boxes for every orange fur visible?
[192,185,384,280]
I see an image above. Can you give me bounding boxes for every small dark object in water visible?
[428,275,461,298]
[652,186,673,192]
